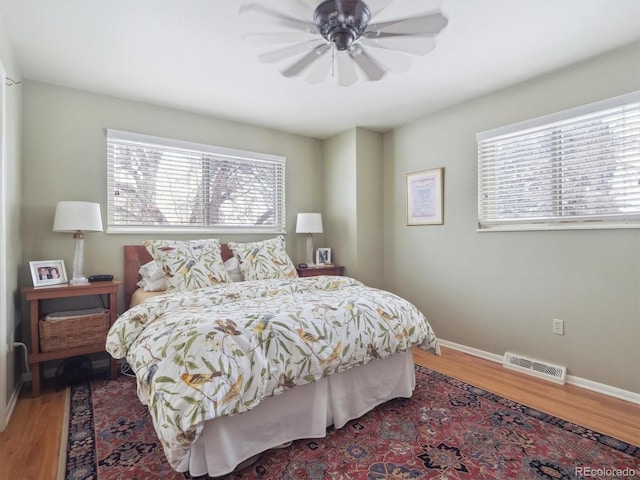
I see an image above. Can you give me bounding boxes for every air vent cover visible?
[503,352,567,384]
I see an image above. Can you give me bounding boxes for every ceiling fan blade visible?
[283,0,315,17]
[259,40,326,63]
[243,31,317,45]
[282,44,331,77]
[368,12,448,35]
[360,35,437,56]
[336,51,359,86]
[367,0,396,16]
[240,3,317,33]
[305,51,333,84]
[353,44,412,73]
[349,46,386,82]
[370,0,442,18]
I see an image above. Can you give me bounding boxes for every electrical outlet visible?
[552,318,564,335]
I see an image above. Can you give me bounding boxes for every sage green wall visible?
[0,13,22,430]
[355,128,384,289]
[323,129,357,275]
[383,42,640,393]
[323,127,384,288]
[20,80,324,315]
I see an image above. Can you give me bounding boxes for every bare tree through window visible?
[107,131,285,233]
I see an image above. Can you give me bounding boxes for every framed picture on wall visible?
[406,168,444,225]
[29,260,68,287]
[316,247,331,265]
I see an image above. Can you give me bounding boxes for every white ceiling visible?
[1,0,638,139]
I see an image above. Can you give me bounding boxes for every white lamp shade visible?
[296,213,323,234]
[53,201,103,232]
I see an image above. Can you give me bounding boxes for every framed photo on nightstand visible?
[316,248,331,265]
[30,260,68,287]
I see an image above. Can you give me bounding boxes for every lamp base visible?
[71,232,87,283]
[306,233,315,266]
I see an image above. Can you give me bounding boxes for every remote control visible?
[88,274,114,282]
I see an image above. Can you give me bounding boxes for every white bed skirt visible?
[178,350,416,477]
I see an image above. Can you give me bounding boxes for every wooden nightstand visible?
[22,280,121,397]
[297,265,344,277]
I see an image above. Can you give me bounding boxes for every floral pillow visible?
[228,235,298,281]
[145,239,231,291]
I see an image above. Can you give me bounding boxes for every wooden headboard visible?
[124,244,234,309]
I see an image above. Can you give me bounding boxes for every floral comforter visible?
[106,276,439,468]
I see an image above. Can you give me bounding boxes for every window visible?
[107,130,286,234]
[477,91,640,231]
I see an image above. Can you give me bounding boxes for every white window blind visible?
[107,130,286,233]
[477,91,640,231]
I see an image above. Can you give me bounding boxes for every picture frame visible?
[406,168,444,225]
[30,260,68,287]
[316,247,331,265]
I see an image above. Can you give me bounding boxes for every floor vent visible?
[503,352,567,384]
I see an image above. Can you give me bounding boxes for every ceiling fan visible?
[240,0,448,86]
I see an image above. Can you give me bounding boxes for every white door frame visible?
[0,57,9,431]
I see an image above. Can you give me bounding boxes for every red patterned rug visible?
[63,366,639,480]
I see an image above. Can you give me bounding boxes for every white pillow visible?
[139,260,165,281]
[137,260,169,291]
[137,276,169,292]
[224,256,245,282]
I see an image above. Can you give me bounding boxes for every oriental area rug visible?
[62,366,639,480]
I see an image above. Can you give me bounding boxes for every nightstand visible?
[297,265,344,277]
[22,281,121,397]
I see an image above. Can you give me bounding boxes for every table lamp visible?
[53,201,103,285]
[296,213,323,265]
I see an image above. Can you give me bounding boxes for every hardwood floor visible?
[1,346,638,479]
[0,384,67,480]
[412,347,640,446]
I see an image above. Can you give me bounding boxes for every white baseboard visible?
[567,376,640,405]
[438,339,504,364]
[438,339,640,405]
[1,378,23,431]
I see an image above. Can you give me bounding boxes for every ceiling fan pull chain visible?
[331,44,336,78]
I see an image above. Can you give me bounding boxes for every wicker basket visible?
[39,308,110,352]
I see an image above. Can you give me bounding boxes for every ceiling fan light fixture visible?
[314,0,371,51]
[329,30,355,51]
[242,0,448,85]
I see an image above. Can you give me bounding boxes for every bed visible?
[107,238,439,477]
